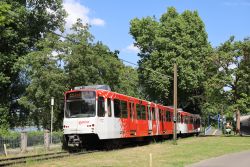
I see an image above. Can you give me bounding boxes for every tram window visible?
[193,118,196,125]
[177,113,181,123]
[141,105,146,120]
[120,100,128,118]
[97,96,105,117]
[165,111,168,121]
[197,118,200,126]
[166,111,171,122]
[114,99,121,118]
[190,117,193,124]
[159,109,162,121]
[181,115,184,123]
[107,98,111,117]
[152,107,155,120]
[136,104,141,120]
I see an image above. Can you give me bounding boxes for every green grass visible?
[13,136,250,167]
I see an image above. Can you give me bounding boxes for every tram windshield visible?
[65,91,96,118]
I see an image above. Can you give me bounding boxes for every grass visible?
[12,136,250,167]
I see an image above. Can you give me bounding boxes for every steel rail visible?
[0,150,97,166]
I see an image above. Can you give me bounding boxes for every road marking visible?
[212,129,218,135]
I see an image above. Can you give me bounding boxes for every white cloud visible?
[63,0,105,31]
[91,18,105,26]
[124,44,140,54]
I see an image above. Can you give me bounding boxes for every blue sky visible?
[63,0,250,66]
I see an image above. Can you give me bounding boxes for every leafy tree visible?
[16,33,68,129]
[115,66,141,98]
[64,19,141,97]
[204,37,250,117]
[0,0,66,129]
[130,7,211,113]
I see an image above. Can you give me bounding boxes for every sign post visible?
[51,97,54,144]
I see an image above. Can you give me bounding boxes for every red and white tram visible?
[62,85,201,149]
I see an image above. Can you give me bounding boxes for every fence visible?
[0,131,62,155]
[0,137,20,153]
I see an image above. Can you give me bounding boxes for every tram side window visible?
[114,99,121,118]
[159,109,162,121]
[197,118,200,126]
[152,107,155,120]
[141,105,146,120]
[177,113,181,123]
[185,116,189,124]
[120,100,128,118]
[193,118,196,125]
[97,96,105,117]
[136,104,141,120]
[107,98,112,117]
[165,111,168,121]
[166,111,171,122]
[190,117,193,124]
[181,115,184,123]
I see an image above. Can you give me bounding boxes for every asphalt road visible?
[187,150,250,167]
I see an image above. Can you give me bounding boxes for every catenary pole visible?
[173,63,177,144]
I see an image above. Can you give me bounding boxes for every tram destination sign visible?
[67,92,81,99]
[67,91,95,100]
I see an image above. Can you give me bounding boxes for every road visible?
[187,149,250,167]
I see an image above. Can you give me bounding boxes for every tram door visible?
[129,101,136,136]
[147,104,152,135]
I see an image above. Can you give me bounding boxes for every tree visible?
[0,0,66,129]
[204,37,250,118]
[16,33,68,129]
[130,7,211,113]
[64,20,120,89]
[64,19,141,98]
[116,66,141,98]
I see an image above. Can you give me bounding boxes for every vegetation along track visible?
[0,150,97,166]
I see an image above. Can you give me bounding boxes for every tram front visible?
[63,90,97,147]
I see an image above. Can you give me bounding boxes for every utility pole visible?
[51,97,54,144]
[173,63,177,144]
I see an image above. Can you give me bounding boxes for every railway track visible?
[0,150,97,166]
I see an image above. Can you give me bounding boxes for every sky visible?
[63,0,250,66]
